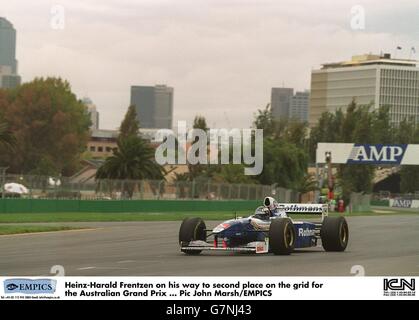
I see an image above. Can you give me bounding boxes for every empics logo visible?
[347,144,407,164]
[384,278,415,297]
[4,279,57,294]
[6,283,19,291]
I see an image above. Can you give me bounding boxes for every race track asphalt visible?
[0,215,418,276]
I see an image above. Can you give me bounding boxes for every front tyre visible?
[179,217,206,255]
[269,218,295,255]
[321,216,349,252]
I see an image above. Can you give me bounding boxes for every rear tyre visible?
[179,217,206,255]
[269,218,295,255]
[321,216,349,252]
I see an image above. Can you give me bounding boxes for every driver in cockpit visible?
[263,196,287,218]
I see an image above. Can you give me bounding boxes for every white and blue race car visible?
[179,197,348,255]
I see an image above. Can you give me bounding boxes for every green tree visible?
[253,104,308,144]
[193,115,209,132]
[371,105,395,143]
[284,120,308,148]
[0,77,90,175]
[257,138,307,188]
[96,136,164,180]
[96,136,165,197]
[188,115,210,181]
[339,104,375,197]
[173,172,190,198]
[253,104,275,137]
[253,105,308,188]
[119,105,139,139]
[307,111,341,162]
[396,118,416,144]
[295,173,318,202]
[0,118,16,150]
[213,164,256,184]
[397,119,419,193]
[340,99,358,142]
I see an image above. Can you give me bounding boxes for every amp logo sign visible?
[347,144,407,164]
[384,278,415,297]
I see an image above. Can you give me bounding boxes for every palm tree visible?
[96,136,165,198]
[296,173,318,202]
[173,172,190,198]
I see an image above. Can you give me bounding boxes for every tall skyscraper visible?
[309,53,419,126]
[271,88,293,120]
[0,17,21,89]
[290,91,310,122]
[271,87,310,122]
[83,97,100,130]
[130,85,173,129]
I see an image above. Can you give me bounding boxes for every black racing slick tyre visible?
[179,217,206,255]
[321,216,349,252]
[269,218,295,255]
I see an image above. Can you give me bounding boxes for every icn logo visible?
[384,278,415,297]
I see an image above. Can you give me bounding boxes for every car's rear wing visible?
[277,203,328,221]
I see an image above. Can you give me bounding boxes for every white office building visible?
[309,53,419,126]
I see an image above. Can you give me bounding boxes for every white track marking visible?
[77,267,96,270]
[0,228,98,238]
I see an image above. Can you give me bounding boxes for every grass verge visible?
[0,208,417,223]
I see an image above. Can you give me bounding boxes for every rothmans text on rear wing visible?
[277,204,328,221]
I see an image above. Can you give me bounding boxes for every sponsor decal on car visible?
[298,228,315,237]
[279,204,324,213]
[213,223,231,233]
[255,239,269,254]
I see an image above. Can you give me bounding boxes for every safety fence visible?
[372,191,419,201]
[0,198,262,213]
[0,174,300,203]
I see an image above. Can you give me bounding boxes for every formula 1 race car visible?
[179,202,348,255]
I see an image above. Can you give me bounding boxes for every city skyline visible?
[130,84,173,129]
[1,0,419,129]
[0,17,21,88]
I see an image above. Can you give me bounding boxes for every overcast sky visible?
[2,0,419,130]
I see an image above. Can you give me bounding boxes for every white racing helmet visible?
[264,196,278,211]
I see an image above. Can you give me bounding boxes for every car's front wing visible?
[181,240,269,254]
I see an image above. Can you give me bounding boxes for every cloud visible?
[2,0,418,129]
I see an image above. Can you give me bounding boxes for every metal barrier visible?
[372,191,419,201]
[0,198,262,213]
[1,174,300,202]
